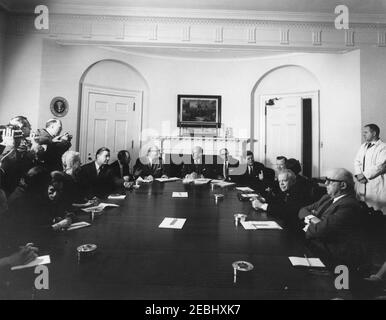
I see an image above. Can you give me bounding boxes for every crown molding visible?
[7,4,386,25]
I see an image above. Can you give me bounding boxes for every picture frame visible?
[177,95,221,128]
[50,97,69,117]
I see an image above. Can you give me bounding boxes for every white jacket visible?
[354,139,386,213]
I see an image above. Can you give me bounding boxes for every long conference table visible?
[5,180,341,300]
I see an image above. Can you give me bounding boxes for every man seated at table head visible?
[214,148,239,181]
[110,150,134,187]
[78,147,115,199]
[298,168,368,270]
[133,146,168,181]
[252,169,308,230]
[181,146,213,179]
[236,151,265,188]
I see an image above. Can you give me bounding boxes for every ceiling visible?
[1,0,386,14]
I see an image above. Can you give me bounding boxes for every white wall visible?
[360,47,386,141]
[0,36,365,175]
[0,34,43,128]
[0,10,5,103]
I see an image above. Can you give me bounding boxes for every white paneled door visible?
[80,86,142,165]
[265,96,302,169]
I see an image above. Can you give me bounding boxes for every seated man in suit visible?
[237,151,265,191]
[110,150,134,188]
[252,169,308,230]
[214,148,239,181]
[298,168,368,270]
[78,147,115,199]
[181,146,213,179]
[36,119,72,172]
[133,146,168,181]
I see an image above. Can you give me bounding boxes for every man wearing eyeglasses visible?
[298,168,367,270]
[354,124,386,214]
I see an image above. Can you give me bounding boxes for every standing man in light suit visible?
[354,124,386,214]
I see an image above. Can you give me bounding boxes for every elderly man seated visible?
[298,168,368,270]
[252,169,309,230]
[133,146,168,182]
[181,146,213,179]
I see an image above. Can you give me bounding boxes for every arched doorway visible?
[78,60,148,166]
[251,65,320,177]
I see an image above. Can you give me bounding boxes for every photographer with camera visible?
[36,119,72,172]
[0,117,35,196]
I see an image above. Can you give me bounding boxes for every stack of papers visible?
[108,194,126,200]
[236,187,254,192]
[159,217,186,229]
[11,255,51,271]
[155,177,181,183]
[193,178,212,185]
[67,221,91,231]
[136,176,153,183]
[241,221,283,230]
[172,192,188,198]
[288,257,325,268]
[82,203,119,213]
[212,181,236,188]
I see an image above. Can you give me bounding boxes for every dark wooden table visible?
[4,181,341,300]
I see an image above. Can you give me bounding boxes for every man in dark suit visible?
[236,151,265,190]
[133,146,168,181]
[181,146,213,179]
[214,148,239,181]
[252,169,309,231]
[110,150,134,190]
[298,168,368,270]
[78,147,115,199]
[36,119,72,172]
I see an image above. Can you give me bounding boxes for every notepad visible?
[241,221,283,230]
[67,221,91,231]
[82,203,119,213]
[11,255,51,271]
[155,177,181,183]
[108,194,126,200]
[288,257,325,268]
[159,217,186,229]
[172,192,188,198]
[236,187,254,192]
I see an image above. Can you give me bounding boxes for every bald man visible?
[181,146,213,179]
[133,146,168,181]
[298,168,367,269]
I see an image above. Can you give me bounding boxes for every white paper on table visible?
[241,221,282,230]
[172,192,188,198]
[240,193,259,198]
[155,177,181,183]
[67,221,91,231]
[210,179,223,184]
[236,187,254,192]
[11,255,51,271]
[193,178,211,185]
[108,194,126,200]
[212,181,236,187]
[288,257,325,268]
[136,176,152,183]
[81,203,119,213]
[159,217,187,229]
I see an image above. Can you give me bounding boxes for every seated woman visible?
[61,151,85,203]
[251,169,309,230]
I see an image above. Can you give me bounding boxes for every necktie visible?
[316,197,334,217]
[223,161,228,178]
[248,166,252,175]
[120,165,123,178]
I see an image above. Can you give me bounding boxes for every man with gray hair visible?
[252,169,309,230]
[299,168,367,269]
